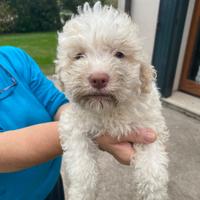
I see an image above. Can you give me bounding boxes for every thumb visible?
[119,128,157,144]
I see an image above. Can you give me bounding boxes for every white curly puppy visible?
[56,2,169,200]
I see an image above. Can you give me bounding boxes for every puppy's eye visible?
[74,53,85,60]
[115,51,125,59]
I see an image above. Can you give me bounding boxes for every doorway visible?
[179,0,200,97]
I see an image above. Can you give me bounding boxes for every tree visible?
[62,0,117,14]
[0,0,16,33]
[8,0,61,32]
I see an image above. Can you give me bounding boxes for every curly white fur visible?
[56,2,169,200]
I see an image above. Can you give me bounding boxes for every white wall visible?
[117,0,160,62]
[118,0,125,12]
[130,0,160,62]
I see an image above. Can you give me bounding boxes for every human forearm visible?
[0,109,156,172]
[0,122,62,172]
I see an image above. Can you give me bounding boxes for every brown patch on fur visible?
[140,63,156,93]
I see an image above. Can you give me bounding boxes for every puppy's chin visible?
[75,95,118,113]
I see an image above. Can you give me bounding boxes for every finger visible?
[109,142,135,165]
[95,134,119,146]
[119,128,157,144]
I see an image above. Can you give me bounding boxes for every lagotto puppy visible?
[56,2,169,200]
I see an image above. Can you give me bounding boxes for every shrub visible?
[7,0,61,32]
[0,0,16,33]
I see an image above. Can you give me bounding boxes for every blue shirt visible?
[0,46,68,200]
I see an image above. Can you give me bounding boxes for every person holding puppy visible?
[0,46,156,200]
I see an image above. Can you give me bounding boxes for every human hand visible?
[95,128,156,165]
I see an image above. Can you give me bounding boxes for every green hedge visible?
[1,0,61,33]
[0,0,117,33]
[0,1,16,33]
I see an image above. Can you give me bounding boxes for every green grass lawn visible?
[0,32,57,75]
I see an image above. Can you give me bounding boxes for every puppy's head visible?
[56,2,156,112]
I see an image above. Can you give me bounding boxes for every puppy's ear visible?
[140,63,156,93]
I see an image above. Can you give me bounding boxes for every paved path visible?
[61,106,200,200]
[165,107,200,200]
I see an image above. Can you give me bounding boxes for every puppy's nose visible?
[88,72,109,89]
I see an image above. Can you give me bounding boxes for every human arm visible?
[0,122,60,172]
[0,115,156,172]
